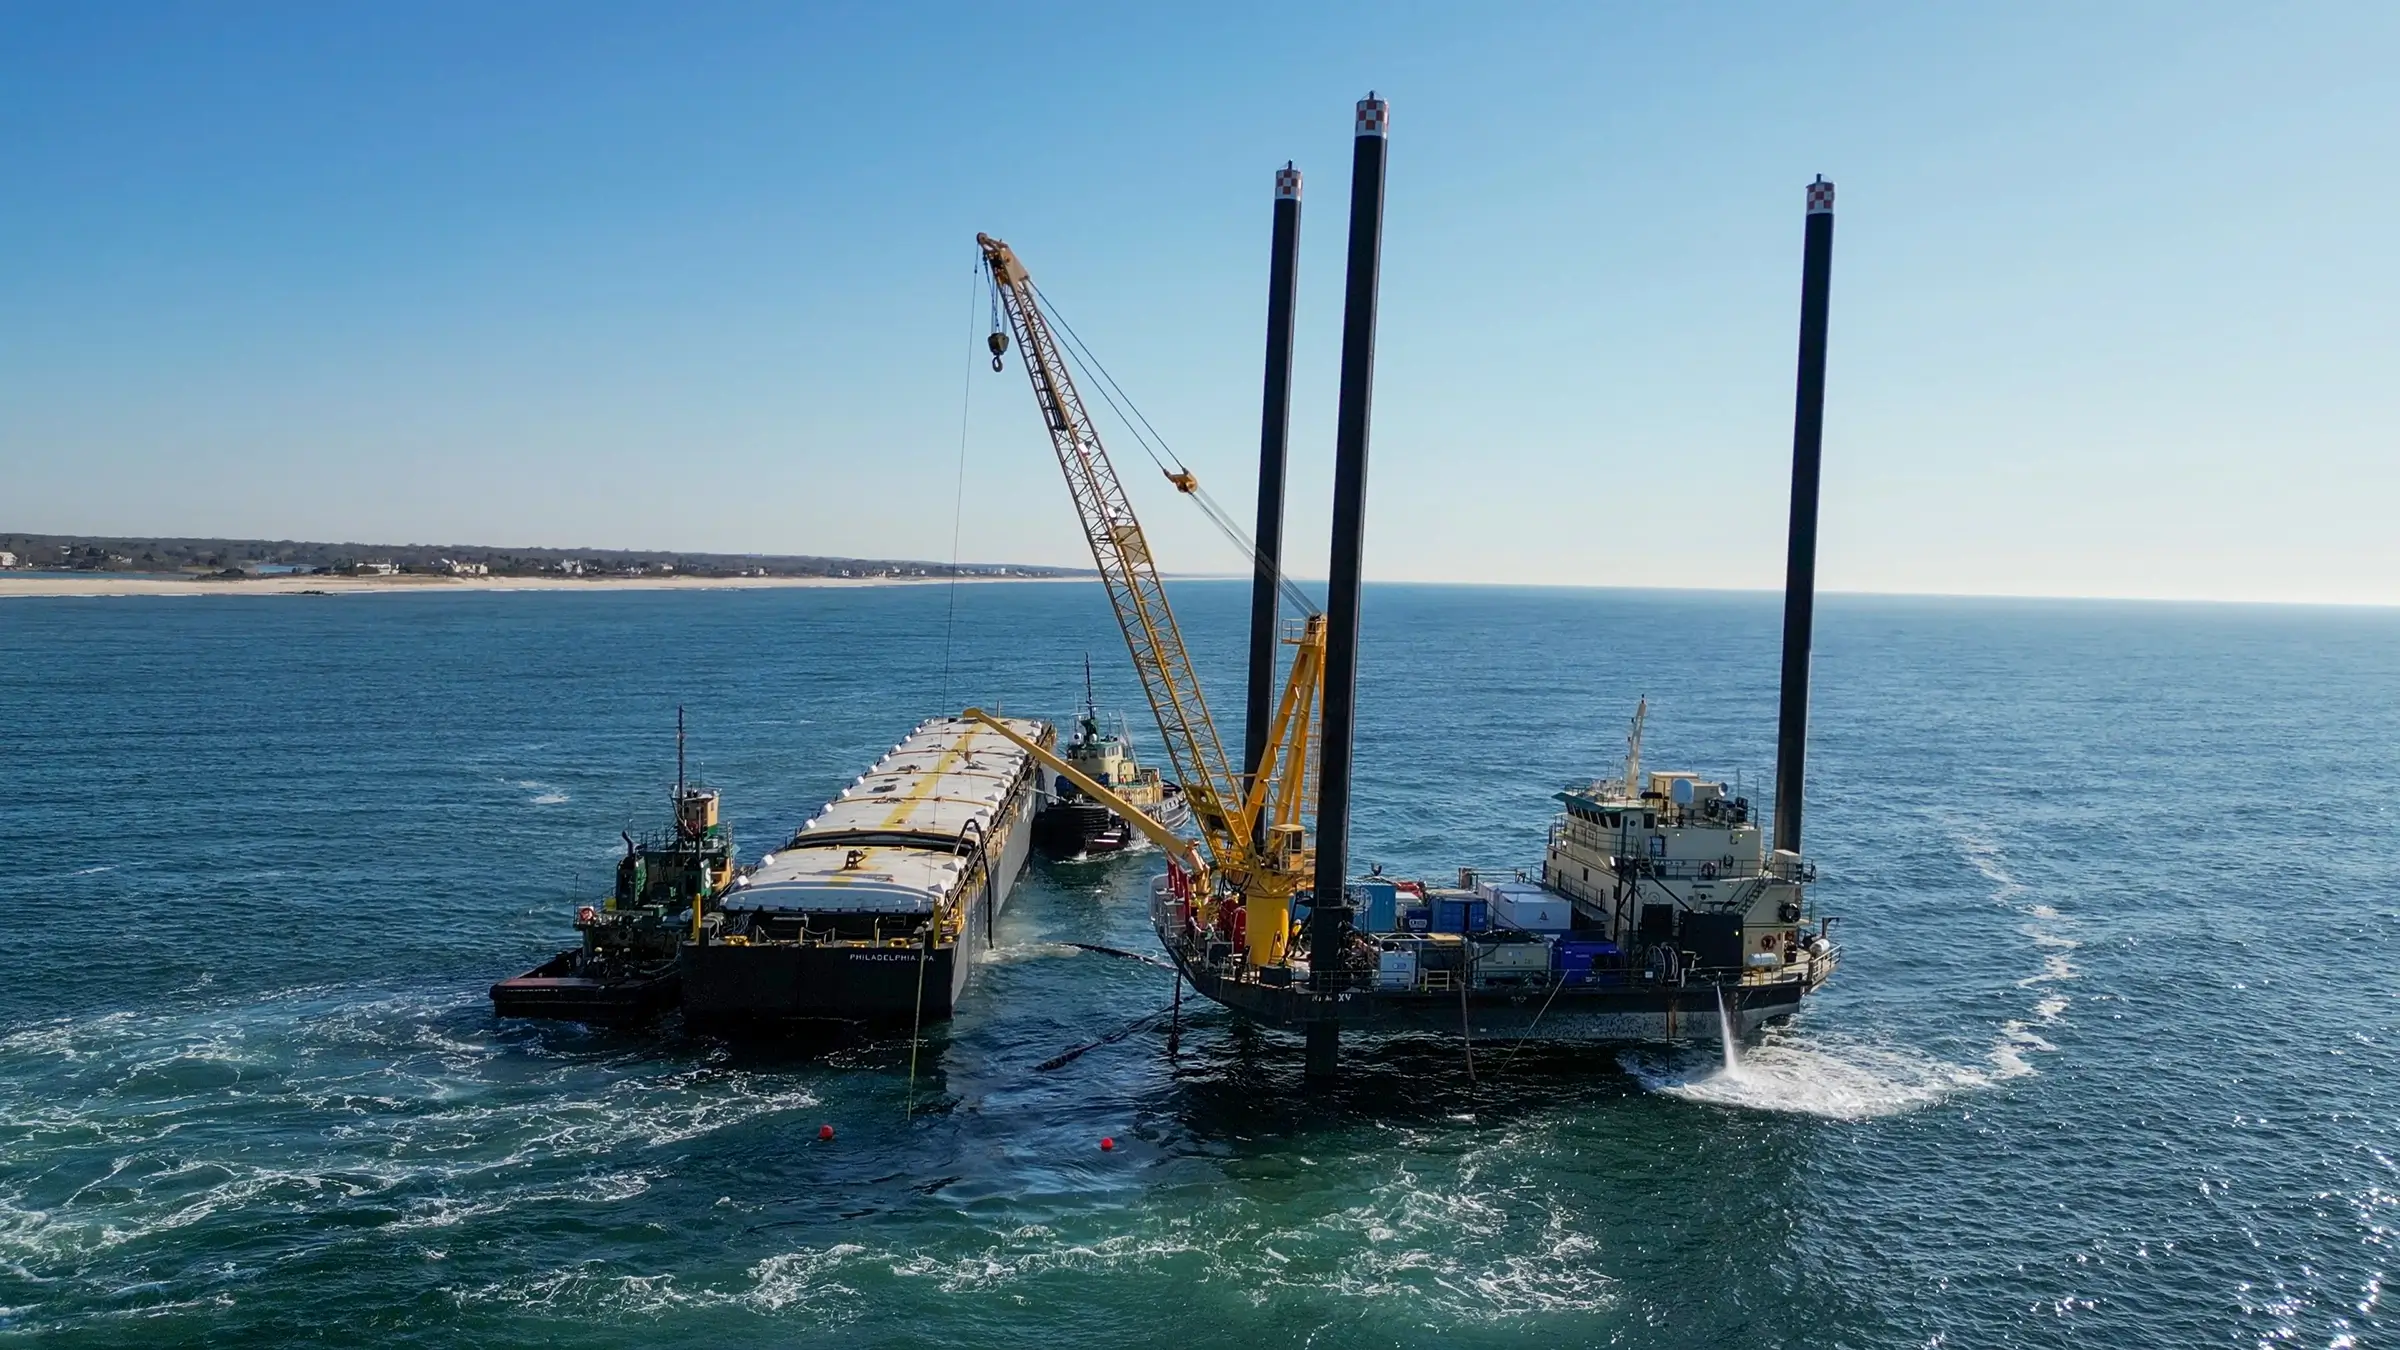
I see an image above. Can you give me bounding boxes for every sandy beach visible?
[0,573,1078,599]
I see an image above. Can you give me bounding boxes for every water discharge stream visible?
[1713,983,1740,1077]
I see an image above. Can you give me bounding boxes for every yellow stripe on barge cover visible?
[733,715,1052,917]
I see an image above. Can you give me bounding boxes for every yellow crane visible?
[970,232,1326,968]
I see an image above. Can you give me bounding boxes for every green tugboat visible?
[492,711,735,1023]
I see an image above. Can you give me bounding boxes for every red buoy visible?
[1100,1137,1115,1151]
[818,1124,835,1141]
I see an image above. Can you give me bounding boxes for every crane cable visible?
[941,255,982,709]
[1025,283,1319,620]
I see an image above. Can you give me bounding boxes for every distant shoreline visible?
[0,573,1083,600]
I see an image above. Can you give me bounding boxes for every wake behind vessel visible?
[679,715,1052,1028]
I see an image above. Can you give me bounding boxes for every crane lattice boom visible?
[978,234,1244,870]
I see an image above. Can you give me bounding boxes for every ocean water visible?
[2,581,2396,1347]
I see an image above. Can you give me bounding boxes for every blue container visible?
[1355,880,1400,932]
[1399,905,1430,933]
[1553,938,1620,985]
[1432,898,1490,934]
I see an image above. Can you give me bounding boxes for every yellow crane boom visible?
[977,232,1324,966]
[979,234,1240,856]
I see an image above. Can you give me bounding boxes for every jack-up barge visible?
[970,96,1849,1076]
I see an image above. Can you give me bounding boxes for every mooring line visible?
[904,925,932,1118]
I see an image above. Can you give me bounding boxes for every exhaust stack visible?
[1244,164,1304,800]
[1773,176,1836,855]
[1306,92,1390,1080]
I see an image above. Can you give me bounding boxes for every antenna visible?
[1623,696,1647,797]
[676,705,686,798]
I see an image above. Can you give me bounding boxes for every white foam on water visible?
[1990,1022,2055,1079]
[693,1138,1617,1324]
[1953,828,2028,906]
[2016,952,2079,988]
[0,989,820,1275]
[444,1243,887,1322]
[974,940,1085,966]
[389,1171,654,1232]
[437,1138,1619,1326]
[1950,821,2079,1029]
[745,1243,873,1314]
[885,1229,1209,1294]
[1623,1031,2032,1119]
[20,863,149,885]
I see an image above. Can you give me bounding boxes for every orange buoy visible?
[818,1124,834,1141]
[1100,1137,1115,1151]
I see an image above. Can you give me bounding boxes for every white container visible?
[1377,948,1419,990]
[1746,950,1784,969]
[1488,883,1572,932]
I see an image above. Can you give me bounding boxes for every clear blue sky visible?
[3,3,2394,602]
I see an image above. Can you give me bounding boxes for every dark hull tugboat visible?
[1031,658,1191,858]
[492,713,736,1023]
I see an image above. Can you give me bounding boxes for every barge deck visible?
[680,715,1052,1029]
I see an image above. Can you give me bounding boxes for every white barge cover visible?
[735,715,1048,916]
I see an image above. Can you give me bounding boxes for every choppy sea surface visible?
[2,581,2395,1347]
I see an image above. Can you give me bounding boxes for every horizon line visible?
[1164,574,2400,612]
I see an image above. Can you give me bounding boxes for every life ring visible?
[1699,863,1719,880]
[576,905,597,924]
[1761,933,1778,950]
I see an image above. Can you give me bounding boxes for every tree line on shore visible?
[0,534,1080,581]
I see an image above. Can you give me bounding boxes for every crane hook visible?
[987,330,1009,372]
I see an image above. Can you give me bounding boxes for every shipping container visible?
[1488,883,1572,932]
[1554,937,1620,986]
[1354,879,1400,932]
[1431,897,1489,934]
